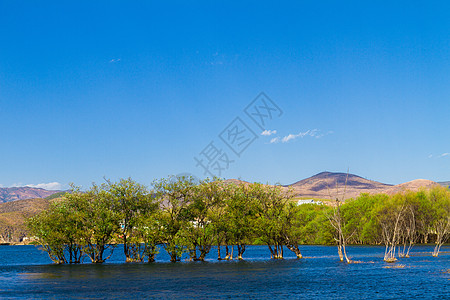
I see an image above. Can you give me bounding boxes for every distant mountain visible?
[0,187,63,203]
[225,171,440,200]
[286,171,393,200]
[438,181,450,188]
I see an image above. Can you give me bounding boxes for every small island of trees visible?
[27,176,450,264]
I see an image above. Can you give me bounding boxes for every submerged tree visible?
[428,186,450,257]
[225,182,258,260]
[153,175,195,262]
[182,178,225,261]
[27,185,119,264]
[127,209,162,262]
[27,201,72,264]
[375,194,406,262]
[326,172,352,263]
[254,183,292,259]
[78,185,119,263]
[283,202,305,259]
[105,178,156,262]
[397,191,431,258]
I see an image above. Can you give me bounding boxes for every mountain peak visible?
[285,171,394,199]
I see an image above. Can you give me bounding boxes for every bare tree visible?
[398,205,416,258]
[377,201,405,262]
[326,171,351,263]
[428,186,450,257]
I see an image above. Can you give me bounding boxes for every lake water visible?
[0,244,448,299]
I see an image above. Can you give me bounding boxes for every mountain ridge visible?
[228,172,442,200]
[0,187,63,203]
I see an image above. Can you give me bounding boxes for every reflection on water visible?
[0,245,449,299]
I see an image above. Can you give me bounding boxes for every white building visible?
[297,199,323,205]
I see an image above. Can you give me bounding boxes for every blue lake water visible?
[0,244,448,299]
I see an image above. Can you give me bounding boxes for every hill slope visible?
[382,179,438,195]
[0,198,50,243]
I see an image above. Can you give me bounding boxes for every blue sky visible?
[0,1,449,190]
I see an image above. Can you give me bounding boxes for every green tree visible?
[27,202,70,264]
[254,184,292,259]
[340,193,388,245]
[182,178,225,261]
[153,175,195,262]
[27,185,118,264]
[78,185,119,263]
[225,182,258,260]
[284,202,330,258]
[105,178,156,262]
[127,208,162,262]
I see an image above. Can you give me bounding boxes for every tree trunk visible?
[225,245,233,260]
[341,240,350,263]
[268,245,275,259]
[189,248,197,261]
[170,250,179,262]
[237,244,245,260]
[287,244,302,259]
[217,244,222,260]
[337,244,344,261]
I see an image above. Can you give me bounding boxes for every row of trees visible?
[27,176,450,264]
[338,187,450,262]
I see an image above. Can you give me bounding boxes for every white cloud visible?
[109,58,121,63]
[261,130,277,136]
[429,153,450,159]
[282,133,297,143]
[281,129,321,143]
[270,137,280,144]
[25,182,62,190]
[267,129,332,144]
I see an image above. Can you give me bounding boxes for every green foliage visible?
[341,193,386,244]
[44,191,67,201]
[153,175,197,262]
[105,178,156,262]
